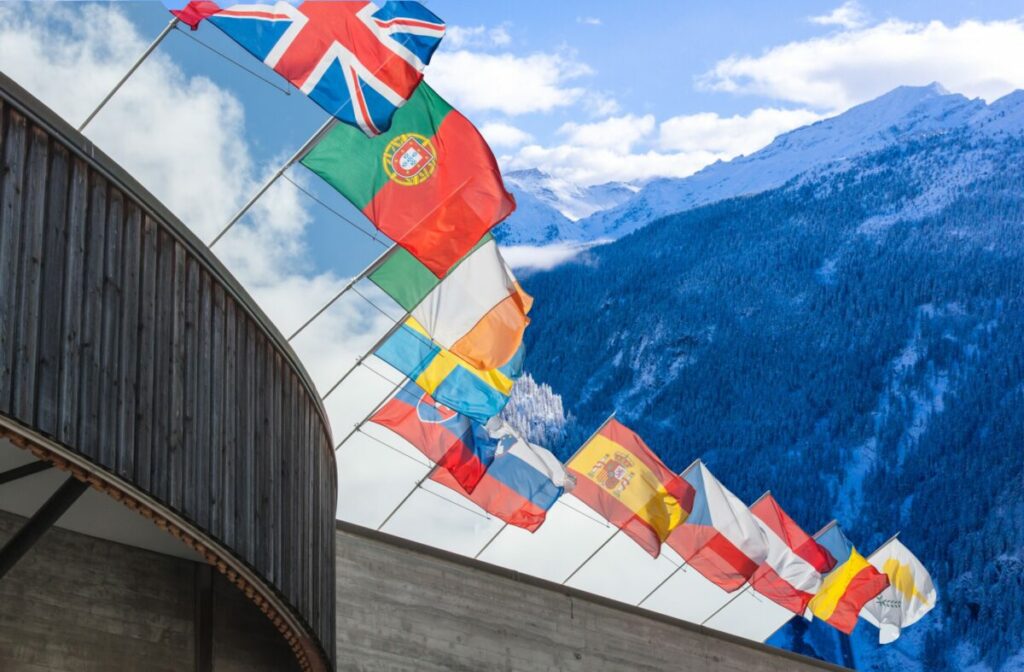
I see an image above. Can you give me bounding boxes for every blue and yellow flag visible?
[375,318,523,423]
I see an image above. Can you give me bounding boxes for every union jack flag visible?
[168,1,445,136]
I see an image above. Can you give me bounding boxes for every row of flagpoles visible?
[81,0,937,651]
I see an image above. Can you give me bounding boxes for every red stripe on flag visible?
[365,110,515,277]
[750,564,816,614]
[824,565,891,634]
[668,526,759,592]
[431,469,548,532]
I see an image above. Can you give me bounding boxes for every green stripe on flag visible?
[370,234,495,312]
[369,247,439,312]
[300,84,453,211]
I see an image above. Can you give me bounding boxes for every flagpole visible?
[333,378,404,451]
[287,244,396,342]
[320,315,410,402]
[79,17,180,132]
[475,413,617,560]
[699,583,753,624]
[866,531,901,560]
[633,457,701,606]
[377,464,437,531]
[637,559,694,607]
[701,512,842,627]
[207,116,337,248]
[680,489,775,621]
[561,528,620,585]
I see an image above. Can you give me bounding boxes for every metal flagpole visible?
[701,511,839,628]
[79,17,180,132]
[699,583,752,624]
[320,315,409,402]
[287,244,396,342]
[632,457,701,606]
[690,490,775,621]
[333,378,403,451]
[377,464,437,531]
[562,529,620,585]
[474,412,617,561]
[207,116,337,248]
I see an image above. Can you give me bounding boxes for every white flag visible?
[860,537,937,644]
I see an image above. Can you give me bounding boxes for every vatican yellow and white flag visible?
[860,537,937,644]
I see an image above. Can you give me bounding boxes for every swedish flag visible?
[375,318,523,423]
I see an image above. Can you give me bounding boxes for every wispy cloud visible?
[0,2,392,400]
[577,16,602,26]
[429,49,592,115]
[809,1,869,30]
[480,121,533,148]
[444,24,512,50]
[701,18,1024,109]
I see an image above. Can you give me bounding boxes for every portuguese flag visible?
[301,83,515,278]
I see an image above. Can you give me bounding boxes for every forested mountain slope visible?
[520,122,1024,671]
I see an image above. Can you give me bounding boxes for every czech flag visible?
[666,462,768,592]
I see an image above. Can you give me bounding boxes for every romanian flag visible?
[432,418,573,532]
[371,381,498,492]
[374,318,522,423]
[749,494,833,614]
[302,83,515,276]
[370,237,532,370]
[666,462,768,592]
[809,524,890,634]
[567,419,694,558]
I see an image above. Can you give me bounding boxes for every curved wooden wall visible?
[0,72,335,671]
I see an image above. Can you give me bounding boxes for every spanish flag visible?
[809,523,890,634]
[567,419,694,558]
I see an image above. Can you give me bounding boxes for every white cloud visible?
[701,18,1024,109]
[479,121,533,148]
[500,241,605,271]
[0,2,389,394]
[504,108,821,187]
[810,1,869,30]
[507,143,723,187]
[429,50,592,115]
[558,114,655,151]
[659,108,823,155]
[444,24,512,50]
[577,17,602,26]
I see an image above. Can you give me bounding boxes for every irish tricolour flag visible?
[302,83,515,277]
[370,236,532,371]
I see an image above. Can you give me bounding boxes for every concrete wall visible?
[0,510,297,672]
[335,522,847,672]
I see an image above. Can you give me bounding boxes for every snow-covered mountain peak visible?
[575,83,1006,242]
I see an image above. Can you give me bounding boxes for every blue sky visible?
[5,1,1024,309]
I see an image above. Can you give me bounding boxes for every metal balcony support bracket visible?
[0,461,53,486]
[0,475,89,580]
